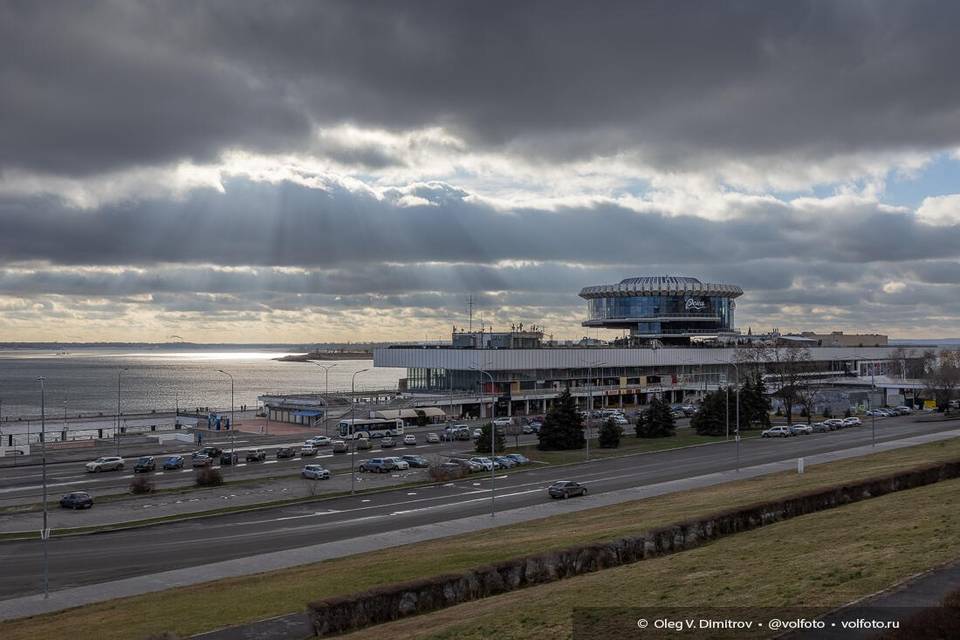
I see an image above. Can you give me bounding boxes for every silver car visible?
[85,456,125,472]
[301,465,331,480]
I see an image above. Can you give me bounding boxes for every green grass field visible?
[2,437,958,640]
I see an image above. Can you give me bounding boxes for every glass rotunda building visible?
[579,276,743,345]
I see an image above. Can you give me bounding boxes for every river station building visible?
[373,276,927,418]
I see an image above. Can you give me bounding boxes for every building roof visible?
[579,276,743,299]
[372,407,447,420]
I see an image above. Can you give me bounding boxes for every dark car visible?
[194,446,222,459]
[400,454,430,468]
[219,452,239,465]
[275,447,295,459]
[133,456,156,473]
[162,455,184,470]
[548,481,587,499]
[60,491,94,509]
[245,448,267,462]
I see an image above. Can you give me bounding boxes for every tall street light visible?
[580,359,605,461]
[116,367,128,456]
[729,361,741,471]
[216,369,235,463]
[470,364,497,517]
[38,376,49,599]
[309,361,337,434]
[350,368,370,495]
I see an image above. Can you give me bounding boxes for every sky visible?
[3,0,960,343]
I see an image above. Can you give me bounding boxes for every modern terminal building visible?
[374,276,927,418]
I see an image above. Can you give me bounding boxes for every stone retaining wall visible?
[309,460,960,636]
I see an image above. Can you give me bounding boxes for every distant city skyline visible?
[4,2,960,341]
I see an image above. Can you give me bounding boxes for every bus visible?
[337,418,404,440]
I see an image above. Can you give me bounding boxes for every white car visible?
[426,433,440,443]
[403,434,417,445]
[85,456,125,472]
[492,417,512,427]
[842,417,862,427]
[383,457,410,470]
[301,464,330,480]
[469,457,495,471]
[300,444,318,456]
[307,436,331,447]
[472,428,483,439]
[762,426,793,438]
[612,415,629,426]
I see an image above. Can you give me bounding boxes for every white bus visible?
[337,418,404,440]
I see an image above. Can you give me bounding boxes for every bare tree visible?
[924,349,960,411]
[764,344,813,425]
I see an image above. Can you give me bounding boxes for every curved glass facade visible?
[587,295,734,334]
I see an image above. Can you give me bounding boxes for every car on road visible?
[843,417,863,427]
[60,491,94,509]
[403,434,417,445]
[301,464,331,480]
[380,437,397,448]
[761,426,793,438]
[300,444,318,457]
[194,446,223,459]
[358,458,398,473]
[895,405,913,414]
[548,480,587,499]
[192,454,213,467]
[469,456,494,471]
[383,457,410,470]
[275,447,296,459]
[162,455,184,470]
[85,456,125,472]
[220,452,239,465]
[426,432,440,443]
[356,437,373,450]
[332,440,348,453]
[789,424,813,435]
[505,453,531,465]
[133,456,156,473]
[400,454,429,468]
[245,448,267,462]
[307,436,332,447]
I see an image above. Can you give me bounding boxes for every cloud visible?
[917,194,960,225]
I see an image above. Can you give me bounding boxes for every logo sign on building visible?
[684,298,706,311]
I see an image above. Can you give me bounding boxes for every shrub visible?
[598,419,623,448]
[637,397,677,438]
[129,474,154,494]
[429,463,465,482]
[538,389,585,450]
[194,467,224,487]
[474,423,505,454]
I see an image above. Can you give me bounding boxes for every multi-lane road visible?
[1,414,956,599]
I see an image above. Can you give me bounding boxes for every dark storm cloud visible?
[3,1,960,176]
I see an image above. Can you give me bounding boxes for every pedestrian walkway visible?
[1,429,958,622]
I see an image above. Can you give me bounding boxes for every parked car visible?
[761,426,793,438]
[811,422,831,433]
[612,415,630,426]
[192,454,213,467]
[301,464,331,480]
[400,454,430,468]
[895,405,913,414]
[356,438,373,450]
[403,434,417,445]
[195,446,222,458]
[380,437,396,448]
[790,424,813,435]
[300,444,318,457]
[521,424,535,434]
[449,457,483,472]
[843,416,863,427]
[133,456,156,473]
[275,447,296,459]
[469,456,494,471]
[307,436,332,447]
[332,440,349,453]
[358,458,396,473]
[426,432,440,443]
[60,491,94,509]
[220,452,239,465]
[505,453,531,465]
[245,448,267,462]
[85,456,124,472]
[825,418,845,429]
[548,481,587,499]
[494,455,517,468]
[472,428,483,440]
[162,455,184,470]
[492,417,512,428]
[383,457,410,470]
[454,429,472,441]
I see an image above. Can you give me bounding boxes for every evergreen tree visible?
[598,418,623,448]
[537,389,585,450]
[474,422,505,454]
[691,389,727,436]
[635,397,676,438]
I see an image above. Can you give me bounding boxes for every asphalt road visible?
[1,415,954,599]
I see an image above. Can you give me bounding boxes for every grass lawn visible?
[339,474,960,640]
[505,429,758,465]
[3,437,959,640]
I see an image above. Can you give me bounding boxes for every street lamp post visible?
[580,359,605,461]
[470,364,497,517]
[730,362,741,471]
[350,368,370,495]
[309,362,337,434]
[38,376,49,598]
[116,368,128,455]
[216,370,235,463]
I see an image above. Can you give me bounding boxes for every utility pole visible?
[116,368,128,455]
[471,364,496,516]
[38,376,49,598]
[580,358,605,461]
[350,368,370,495]
[216,370,235,465]
[309,361,337,435]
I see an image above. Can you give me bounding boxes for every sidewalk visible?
[2,428,958,622]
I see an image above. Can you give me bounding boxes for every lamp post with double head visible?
[470,364,497,517]
[116,367,128,455]
[38,376,49,598]
[309,361,337,434]
[350,368,370,494]
[579,359,605,461]
[216,369,235,463]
